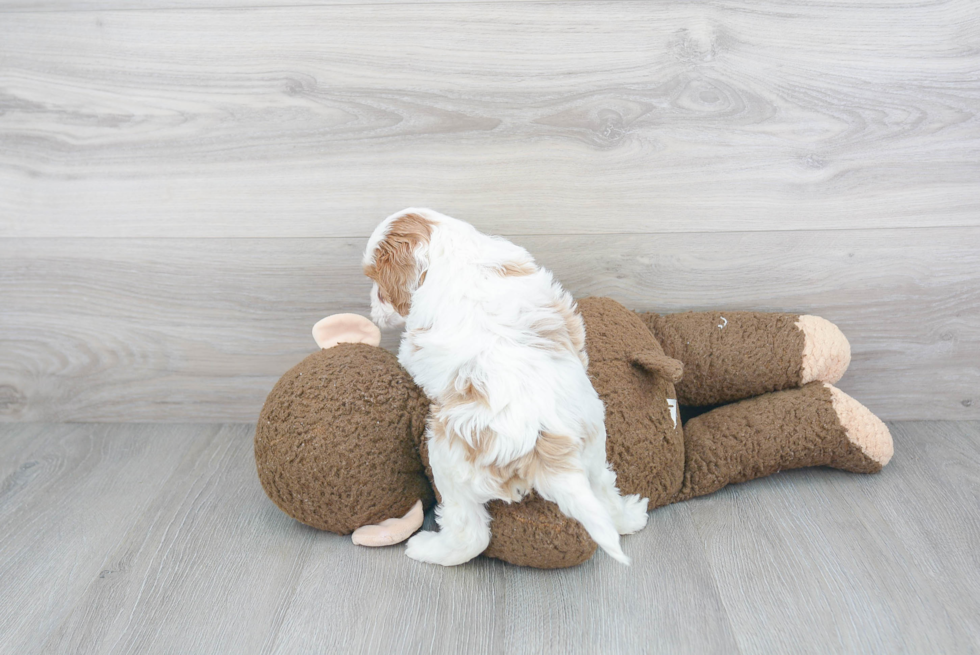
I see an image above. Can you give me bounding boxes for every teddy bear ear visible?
[631,350,684,383]
[312,314,382,350]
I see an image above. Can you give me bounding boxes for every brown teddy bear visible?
[254,297,892,568]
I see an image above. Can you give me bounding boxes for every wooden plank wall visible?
[1,1,978,421]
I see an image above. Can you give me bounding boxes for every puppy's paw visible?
[615,494,649,535]
[404,530,477,567]
[404,530,437,563]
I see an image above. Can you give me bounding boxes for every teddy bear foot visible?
[797,316,851,385]
[824,383,894,469]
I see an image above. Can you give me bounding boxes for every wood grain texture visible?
[0,423,202,653]
[1,1,978,237]
[688,421,980,654]
[40,424,323,654]
[0,0,532,9]
[1,421,978,654]
[2,228,977,422]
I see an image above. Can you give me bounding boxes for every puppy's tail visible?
[534,471,630,565]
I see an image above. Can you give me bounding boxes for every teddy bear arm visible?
[640,311,850,406]
[351,500,425,546]
[673,382,893,503]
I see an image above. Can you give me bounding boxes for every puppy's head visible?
[363,209,436,328]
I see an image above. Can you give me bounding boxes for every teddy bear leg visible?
[674,382,893,502]
[639,311,851,406]
[533,469,632,565]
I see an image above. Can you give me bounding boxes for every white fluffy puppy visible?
[363,208,648,566]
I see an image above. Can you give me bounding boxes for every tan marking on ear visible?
[363,212,434,317]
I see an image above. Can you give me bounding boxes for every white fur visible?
[364,208,648,566]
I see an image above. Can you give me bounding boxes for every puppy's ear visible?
[364,212,434,317]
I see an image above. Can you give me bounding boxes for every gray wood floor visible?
[2,421,978,654]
